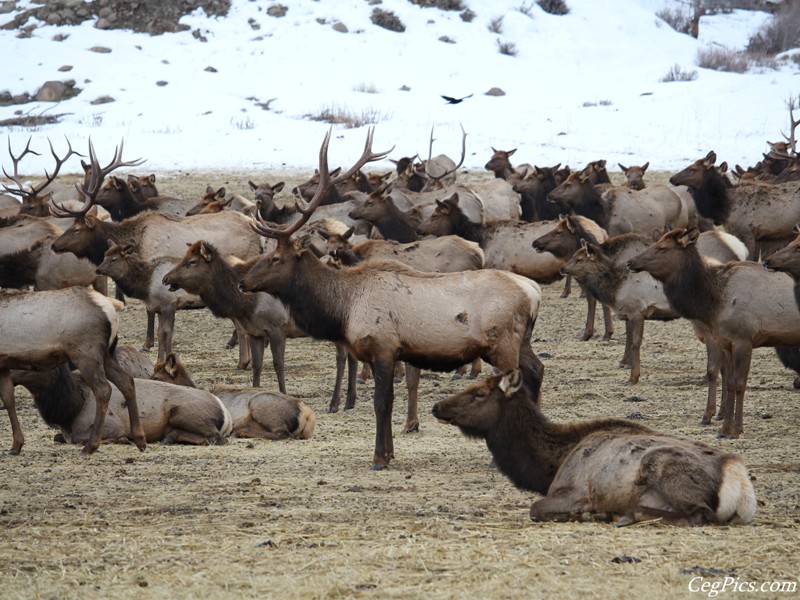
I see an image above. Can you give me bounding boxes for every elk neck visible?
[204,256,257,320]
[12,365,87,428]
[689,172,731,226]
[662,246,722,325]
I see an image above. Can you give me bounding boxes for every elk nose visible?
[626,259,636,271]
[238,281,246,292]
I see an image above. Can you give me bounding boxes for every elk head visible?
[669,151,716,188]
[626,227,699,279]
[241,128,393,295]
[416,193,460,237]
[96,239,136,279]
[618,162,649,190]
[484,147,517,178]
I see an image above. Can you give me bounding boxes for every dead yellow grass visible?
[0,170,798,599]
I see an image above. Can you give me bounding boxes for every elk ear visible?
[642,162,649,172]
[507,148,517,157]
[121,243,136,256]
[106,238,118,249]
[165,353,178,377]
[718,161,728,173]
[205,185,215,194]
[148,175,156,184]
[215,187,226,200]
[793,223,800,235]
[618,163,628,172]
[343,226,355,240]
[564,215,576,233]
[703,151,717,168]
[317,229,331,240]
[330,167,342,177]
[248,180,258,191]
[498,369,522,397]
[273,182,285,194]
[199,242,213,262]
[677,227,699,247]
[444,193,460,207]
[81,159,90,173]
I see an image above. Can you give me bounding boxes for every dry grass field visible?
[1,169,798,599]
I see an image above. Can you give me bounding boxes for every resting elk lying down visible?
[240,128,543,469]
[152,353,316,440]
[12,361,232,447]
[432,367,756,526]
[0,287,145,454]
[628,227,800,438]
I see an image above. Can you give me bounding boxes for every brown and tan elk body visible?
[241,129,543,469]
[432,368,756,525]
[152,353,316,440]
[628,228,800,437]
[670,151,800,259]
[0,287,145,454]
[96,241,205,360]
[13,363,232,446]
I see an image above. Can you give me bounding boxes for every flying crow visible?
[441,94,473,104]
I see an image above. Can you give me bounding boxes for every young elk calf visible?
[0,287,146,454]
[152,353,316,440]
[432,368,756,526]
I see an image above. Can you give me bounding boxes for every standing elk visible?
[432,367,756,526]
[240,128,543,469]
[95,241,206,360]
[511,164,568,222]
[0,286,146,454]
[669,151,800,259]
[152,353,316,441]
[628,227,800,438]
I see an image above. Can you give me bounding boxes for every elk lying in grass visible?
[628,227,800,437]
[95,240,206,360]
[13,360,232,447]
[432,367,756,525]
[152,353,316,440]
[670,151,800,258]
[241,128,543,469]
[618,162,649,190]
[0,287,145,454]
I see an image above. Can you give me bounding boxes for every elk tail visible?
[715,457,757,524]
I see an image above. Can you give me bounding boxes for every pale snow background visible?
[0,0,797,177]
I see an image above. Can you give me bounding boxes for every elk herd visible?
[5,107,800,526]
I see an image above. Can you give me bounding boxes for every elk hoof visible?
[580,330,593,341]
[357,377,366,385]
[402,422,419,434]
[370,462,389,471]
[602,333,613,341]
[344,401,356,410]
[53,433,67,444]
[327,405,339,414]
[700,417,712,426]
[450,372,463,381]
[794,376,800,389]
[139,346,151,353]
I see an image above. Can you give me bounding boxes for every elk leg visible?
[225,328,238,350]
[232,421,289,440]
[702,338,722,425]
[156,307,175,363]
[141,309,156,352]
[718,348,737,438]
[235,323,251,370]
[162,428,227,446]
[345,352,358,410]
[601,303,614,341]
[560,274,572,298]
[329,342,346,413]
[358,362,371,385]
[728,343,751,439]
[249,335,266,388]
[266,328,287,394]
[104,352,146,452]
[580,284,596,341]
[394,361,405,383]
[75,357,114,454]
[620,319,633,368]
[627,314,644,385]
[468,358,482,379]
[403,365,420,433]
[530,493,592,522]
[0,370,23,455]
[371,359,396,469]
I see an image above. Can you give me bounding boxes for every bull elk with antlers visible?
[240,128,543,469]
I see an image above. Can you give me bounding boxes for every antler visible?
[424,124,467,185]
[2,136,85,202]
[252,127,393,240]
[778,96,799,157]
[51,138,145,217]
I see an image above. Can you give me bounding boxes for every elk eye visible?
[188,259,198,266]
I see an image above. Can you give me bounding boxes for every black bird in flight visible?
[441,93,473,104]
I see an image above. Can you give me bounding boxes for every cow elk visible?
[0,287,146,454]
[432,367,756,526]
[628,227,800,437]
[13,359,232,447]
[152,353,316,441]
[670,151,800,259]
[241,128,543,469]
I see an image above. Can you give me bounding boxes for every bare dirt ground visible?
[1,169,799,599]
